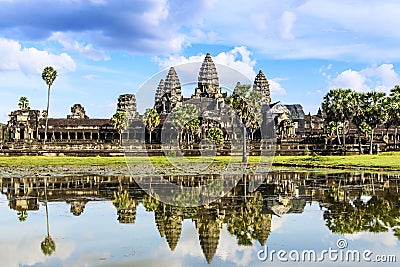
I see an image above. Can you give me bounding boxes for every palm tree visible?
[227,83,261,162]
[322,88,355,148]
[171,104,198,146]
[388,85,400,149]
[142,108,160,144]
[363,92,388,154]
[351,92,367,154]
[18,96,30,110]
[112,111,127,146]
[41,66,57,144]
[185,117,200,144]
[17,210,28,222]
[41,177,56,256]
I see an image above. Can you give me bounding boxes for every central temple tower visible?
[192,53,224,102]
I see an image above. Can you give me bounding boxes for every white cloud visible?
[270,79,287,96]
[142,0,169,27]
[0,37,76,75]
[344,231,398,247]
[278,11,296,40]
[329,64,400,93]
[50,32,110,61]
[331,69,370,92]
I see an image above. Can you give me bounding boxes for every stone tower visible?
[154,67,183,113]
[195,215,222,264]
[67,104,89,119]
[253,70,271,105]
[192,53,223,100]
[117,94,138,119]
[154,79,165,106]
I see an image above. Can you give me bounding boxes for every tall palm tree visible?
[111,111,127,146]
[171,104,198,146]
[41,177,56,256]
[227,83,261,162]
[18,96,30,110]
[185,117,200,144]
[142,108,160,144]
[364,92,388,154]
[388,85,400,149]
[41,66,57,144]
[351,92,367,154]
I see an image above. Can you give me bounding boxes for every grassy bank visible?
[0,153,399,170]
[273,152,400,170]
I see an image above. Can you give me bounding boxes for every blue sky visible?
[1,0,400,122]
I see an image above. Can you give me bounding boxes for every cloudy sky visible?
[1,0,399,122]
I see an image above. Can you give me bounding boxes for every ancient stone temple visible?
[154,67,183,114]
[7,109,40,140]
[117,94,138,119]
[253,70,271,105]
[5,94,139,143]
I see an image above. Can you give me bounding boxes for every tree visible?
[171,104,198,146]
[142,108,160,144]
[206,127,224,145]
[112,111,127,146]
[17,210,28,222]
[18,96,30,110]
[322,89,355,148]
[387,85,400,149]
[184,117,200,144]
[41,66,57,143]
[41,177,56,256]
[363,92,388,154]
[227,83,262,162]
[248,89,263,141]
[42,110,47,118]
[351,92,367,154]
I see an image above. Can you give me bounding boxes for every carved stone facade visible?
[67,104,88,119]
[117,94,138,119]
[7,109,40,141]
[5,94,139,143]
[269,102,306,137]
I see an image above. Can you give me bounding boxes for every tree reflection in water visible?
[41,176,56,256]
[0,170,399,264]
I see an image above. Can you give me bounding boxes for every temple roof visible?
[39,118,112,127]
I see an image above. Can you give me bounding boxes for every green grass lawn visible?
[0,152,399,170]
[273,152,400,170]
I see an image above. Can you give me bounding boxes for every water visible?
[0,170,399,267]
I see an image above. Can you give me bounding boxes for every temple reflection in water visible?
[1,170,399,264]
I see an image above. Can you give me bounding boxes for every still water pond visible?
[1,170,399,267]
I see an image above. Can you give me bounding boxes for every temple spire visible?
[253,70,271,104]
[192,53,224,102]
[198,53,219,90]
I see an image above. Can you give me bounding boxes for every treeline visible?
[322,86,400,154]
